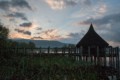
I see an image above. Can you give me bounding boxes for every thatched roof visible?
[76,24,109,47]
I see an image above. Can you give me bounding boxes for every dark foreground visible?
[0,53,118,80]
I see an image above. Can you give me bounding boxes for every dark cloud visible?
[40,29,62,39]
[0,0,31,22]
[44,29,54,34]
[0,0,10,10]
[67,33,81,37]
[67,31,85,39]
[11,0,32,10]
[0,0,31,11]
[82,0,91,6]
[6,12,27,20]
[15,29,24,33]
[20,22,32,27]
[65,0,77,6]
[100,23,120,42]
[60,31,85,44]
[65,0,91,6]
[24,31,31,35]
[79,13,120,26]
[77,13,120,43]
[15,29,31,35]
[36,27,42,30]
[35,32,41,34]
[31,36,44,40]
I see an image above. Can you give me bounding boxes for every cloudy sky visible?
[0,0,120,47]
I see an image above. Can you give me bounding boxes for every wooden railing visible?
[0,47,119,77]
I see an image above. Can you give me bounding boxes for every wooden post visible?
[74,48,76,54]
[108,47,110,67]
[17,48,18,54]
[48,47,50,54]
[68,48,70,54]
[108,47,110,66]
[116,47,119,79]
[74,48,77,61]
[76,48,78,61]
[113,48,115,68]
[111,47,113,67]
[39,47,41,53]
[111,47,114,67]
[115,47,118,69]
[88,46,90,62]
[24,48,26,54]
[97,46,99,65]
[109,47,112,67]
[80,46,83,61]
[55,48,57,54]
[116,48,119,69]
[118,47,120,79]
[63,48,65,54]
[62,48,63,54]
[104,47,107,66]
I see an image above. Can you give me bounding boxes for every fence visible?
[0,46,120,79]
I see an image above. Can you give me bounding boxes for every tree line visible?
[0,23,35,49]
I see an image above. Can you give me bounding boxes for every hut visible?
[76,24,120,79]
[76,24,109,57]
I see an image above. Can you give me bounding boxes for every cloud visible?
[74,13,120,46]
[5,12,27,20]
[9,33,32,39]
[65,0,92,6]
[18,22,40,34]
[31,36,44,40]
[18,22,40,35]
[67,32,83,42]
[30,28,64,40]
[59,31,85,44]
[65,0,78,6]
[23,31,31,35]
[39,29,62,40]
[76,13,120,26]
[11,0,31,9]
[98,4,107,14]
[45,0,65,10]
[15,28,31,35]
[71,2,107,20]
[108,41,120,47]
[20,22,32,27]
[0,0,31,23]
[80,0,91,6]
[10,23,41,39]
[0,0,10,10]
[45,0,92,10]
[67,33,81,38]
[36,27,42,30]
[0,0,31,11]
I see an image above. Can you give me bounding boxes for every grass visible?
[0,53,98,80]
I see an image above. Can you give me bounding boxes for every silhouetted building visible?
[76,24,109,56]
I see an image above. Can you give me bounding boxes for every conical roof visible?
[76,24,109,47]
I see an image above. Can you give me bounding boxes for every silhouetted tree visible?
[10,41,19,48]
[0,23,10,64]
[28,41,35,48]
[18,42,28,48]
[0,23,9,48]
[0,23,9,38]
[68,44,76,48]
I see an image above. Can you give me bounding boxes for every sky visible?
[0,0,120,47]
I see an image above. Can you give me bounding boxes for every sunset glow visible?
[0,0,120,46]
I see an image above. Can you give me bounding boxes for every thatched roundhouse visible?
[76,24,109,56]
